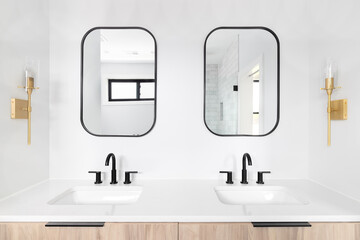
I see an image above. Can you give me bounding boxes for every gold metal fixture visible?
[320,63,347,146]
[11,72,39,145]
[330,99,347,120]
[11,98,28,119]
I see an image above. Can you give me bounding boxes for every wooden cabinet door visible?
[179,223,250,240]
[0,222,178,240]
[179,223,308,240]
[1,222,359,240]
[0,222,104,240]
[0,223,49,240]
[304,223,360,240]
[100,223,178,240]
[180,222,360,240]
[249,222,360,240]
[249,225,306,240]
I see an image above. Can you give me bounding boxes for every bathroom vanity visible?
[0,179,359,239]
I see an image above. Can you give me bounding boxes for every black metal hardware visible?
[105,153,118,184]
[219,171,234,184]
[241,153,252,184]
[124,171,138,184]
[256,171,271,184]
[203,26,280,137]
[233,85,238,91]
[88,171,102,184]
[252,222,311,228]
[45,222,105,227]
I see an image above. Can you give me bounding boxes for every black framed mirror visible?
[80,27,157,137]
[204,27,280,136]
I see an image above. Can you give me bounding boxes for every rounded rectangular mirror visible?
[204,27,279,136]
[81,27,157,137]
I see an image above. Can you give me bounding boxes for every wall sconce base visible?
[11,98,28,119]
[330,99,347,120]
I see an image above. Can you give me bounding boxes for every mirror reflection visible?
[204,27,279,136]
[81,28,156,136]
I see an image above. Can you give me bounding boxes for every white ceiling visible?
[100,29,155,63]
[206,29,274,64]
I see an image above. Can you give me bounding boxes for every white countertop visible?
[0,179,359,222]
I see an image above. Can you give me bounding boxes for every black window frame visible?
[108,79,155,102]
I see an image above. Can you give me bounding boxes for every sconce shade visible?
[324,60,337,86]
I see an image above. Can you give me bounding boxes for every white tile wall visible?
[218,39,238,134]
[205,64,219,132]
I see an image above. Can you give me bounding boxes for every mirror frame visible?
[203,26,280,137]
[80,26,157,137]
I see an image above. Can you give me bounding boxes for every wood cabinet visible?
[101,223,178,240]
[1,222,359,240]
[179,222,360,240]
[0,222,178,240]
[305,223,360,240]
[179,223,250,240]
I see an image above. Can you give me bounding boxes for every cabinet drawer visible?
[0,222,178,240]
[179,222,360,240]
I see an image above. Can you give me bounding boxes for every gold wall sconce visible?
[320,62,347,146]
[11,70,39,145]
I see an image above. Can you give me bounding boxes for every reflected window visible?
[108,79,155,101]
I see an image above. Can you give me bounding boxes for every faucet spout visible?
[241,153,252,184]
[105,153,117,184]
[105,153,116,170]
[242,153,252,170]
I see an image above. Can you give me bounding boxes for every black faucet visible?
[241,153,252,184]
[105,153,118,184]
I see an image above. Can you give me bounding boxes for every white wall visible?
[0,0,49,198]
[308,0,360,200]
[0,0,357,202]
[49,0,310,181]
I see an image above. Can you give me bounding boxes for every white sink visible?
[48,186,142,205]
[214,186,308,205]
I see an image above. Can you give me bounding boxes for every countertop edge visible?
[0,216,360,223]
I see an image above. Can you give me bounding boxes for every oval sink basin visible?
[48,186,142,205]
[214,186,308,205]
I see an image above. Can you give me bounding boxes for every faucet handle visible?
[124,171,138,184]
[256,171,271,184]
[88,171,102,184]
[219,171,234,184]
